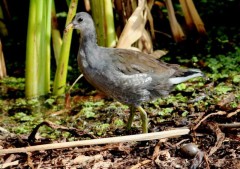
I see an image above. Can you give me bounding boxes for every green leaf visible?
[233,75,240,83]
[175,83,187,91]
[215,83,232,95]
[158,108,173,116]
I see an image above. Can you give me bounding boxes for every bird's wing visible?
[108,48,177,78]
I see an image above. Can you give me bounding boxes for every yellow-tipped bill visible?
[64,23,74,33]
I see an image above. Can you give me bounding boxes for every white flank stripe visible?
[169,73,203,84]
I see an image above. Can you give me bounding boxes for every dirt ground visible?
[1,103,239,169]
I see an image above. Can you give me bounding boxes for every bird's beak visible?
[64,22,74,33]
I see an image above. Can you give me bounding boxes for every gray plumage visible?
[67,12,204,132]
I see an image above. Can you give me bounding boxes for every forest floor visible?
[0,49,240,168]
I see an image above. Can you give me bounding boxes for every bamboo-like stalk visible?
[53,0,78,96]
[25,0,52,98]
[0,40,7,78]
[37,1,46,96]
[0,5,7,78]
[51,1,62,65]
[0,5,8,37]
[90,0,116,47]
[179,0,194,30]
[165,0,185,42]
[104,0,116,47]
[25,0,38,98]
[185,0,206,35]
[44,0,52,94]
[145,4,155,40]
[90,0,105,46]
[84,0,91,11]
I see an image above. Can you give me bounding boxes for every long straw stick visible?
[0,128,189,155]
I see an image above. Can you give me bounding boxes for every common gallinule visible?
[65,12,203,133]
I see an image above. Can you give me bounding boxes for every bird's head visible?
[65,12,94,33]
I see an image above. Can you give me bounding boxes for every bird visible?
[65,12,203,133]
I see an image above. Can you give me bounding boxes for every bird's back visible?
[78,47,203,106]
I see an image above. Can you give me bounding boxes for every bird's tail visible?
[168,69,204,84]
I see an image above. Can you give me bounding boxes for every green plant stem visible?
[53,0,78,96]
[44,0,52,94]
[37,1,45,96]
[25,0,52,98]
[25,0,38,98]
[51,0,62,65]
[90,0,116,47]
[90,0,105,46]
[104,0,116,47]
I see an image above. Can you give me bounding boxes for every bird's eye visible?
[77,17,83,22]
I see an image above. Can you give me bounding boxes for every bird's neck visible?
[80,29,98,49]
[78,29,100,68]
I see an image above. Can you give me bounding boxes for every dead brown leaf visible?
[117,0,147,49]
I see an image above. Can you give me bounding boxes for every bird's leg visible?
[126,105,136,130]
[136,106,148,133]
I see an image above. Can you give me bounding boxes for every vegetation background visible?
[1,0,239,82]
[0,0,239,168]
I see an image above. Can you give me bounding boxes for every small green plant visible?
[95,123,110,136]
[205,48,240,81]
[215,83,232,95]
[158,108,174,117]
[80,107,96,118]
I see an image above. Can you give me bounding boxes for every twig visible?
[193,111,226,130]
[130,159,152,169]
[206,122,225,156]
[218,122,240,128]
[68,74,83,93]
[0,160,19,168]
[65,74,83,108]
[3,153,16,163]
[27,152,34,169]
[152,138,167,160]
[204,153,210,169]
[0,128,190,155]
[227,108,240,118]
